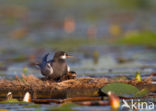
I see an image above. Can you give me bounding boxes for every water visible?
[0,103,57,111]
[0,0,156,110]
[0,45,156,110]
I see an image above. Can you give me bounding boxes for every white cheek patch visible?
[67,65,70,72]
[60,54,66,59]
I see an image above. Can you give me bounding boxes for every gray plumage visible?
[39,51,69,81]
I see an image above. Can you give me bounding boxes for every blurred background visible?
[0,0,156,79]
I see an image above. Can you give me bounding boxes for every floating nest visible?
[0,73,155,100]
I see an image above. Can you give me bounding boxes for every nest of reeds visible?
[0,73,155,100]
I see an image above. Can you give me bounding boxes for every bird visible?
[38,51,72,81]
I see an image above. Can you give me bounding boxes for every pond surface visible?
[1,45,156,79]
[0,45,156,111]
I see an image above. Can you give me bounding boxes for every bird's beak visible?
[67,56,72,58]
[66,55,73,58]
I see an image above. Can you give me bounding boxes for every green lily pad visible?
[24,104,41,108]
[101,82,139,97]
[0,99,29,104]
[51,103,79,111]
[134,89,149,97]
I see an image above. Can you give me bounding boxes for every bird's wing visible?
[45,63,53,74]
[41,62,53,76]
[42,53,49,63]
[48,59,54,63]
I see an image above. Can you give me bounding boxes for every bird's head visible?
[53,51,72,60]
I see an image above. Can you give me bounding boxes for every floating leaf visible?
[101,82,139,97]
[1,99,19,103]
[24,104,41,108]
[0,99,28,104]
[51,103,79,111]
[134,89,149,97]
